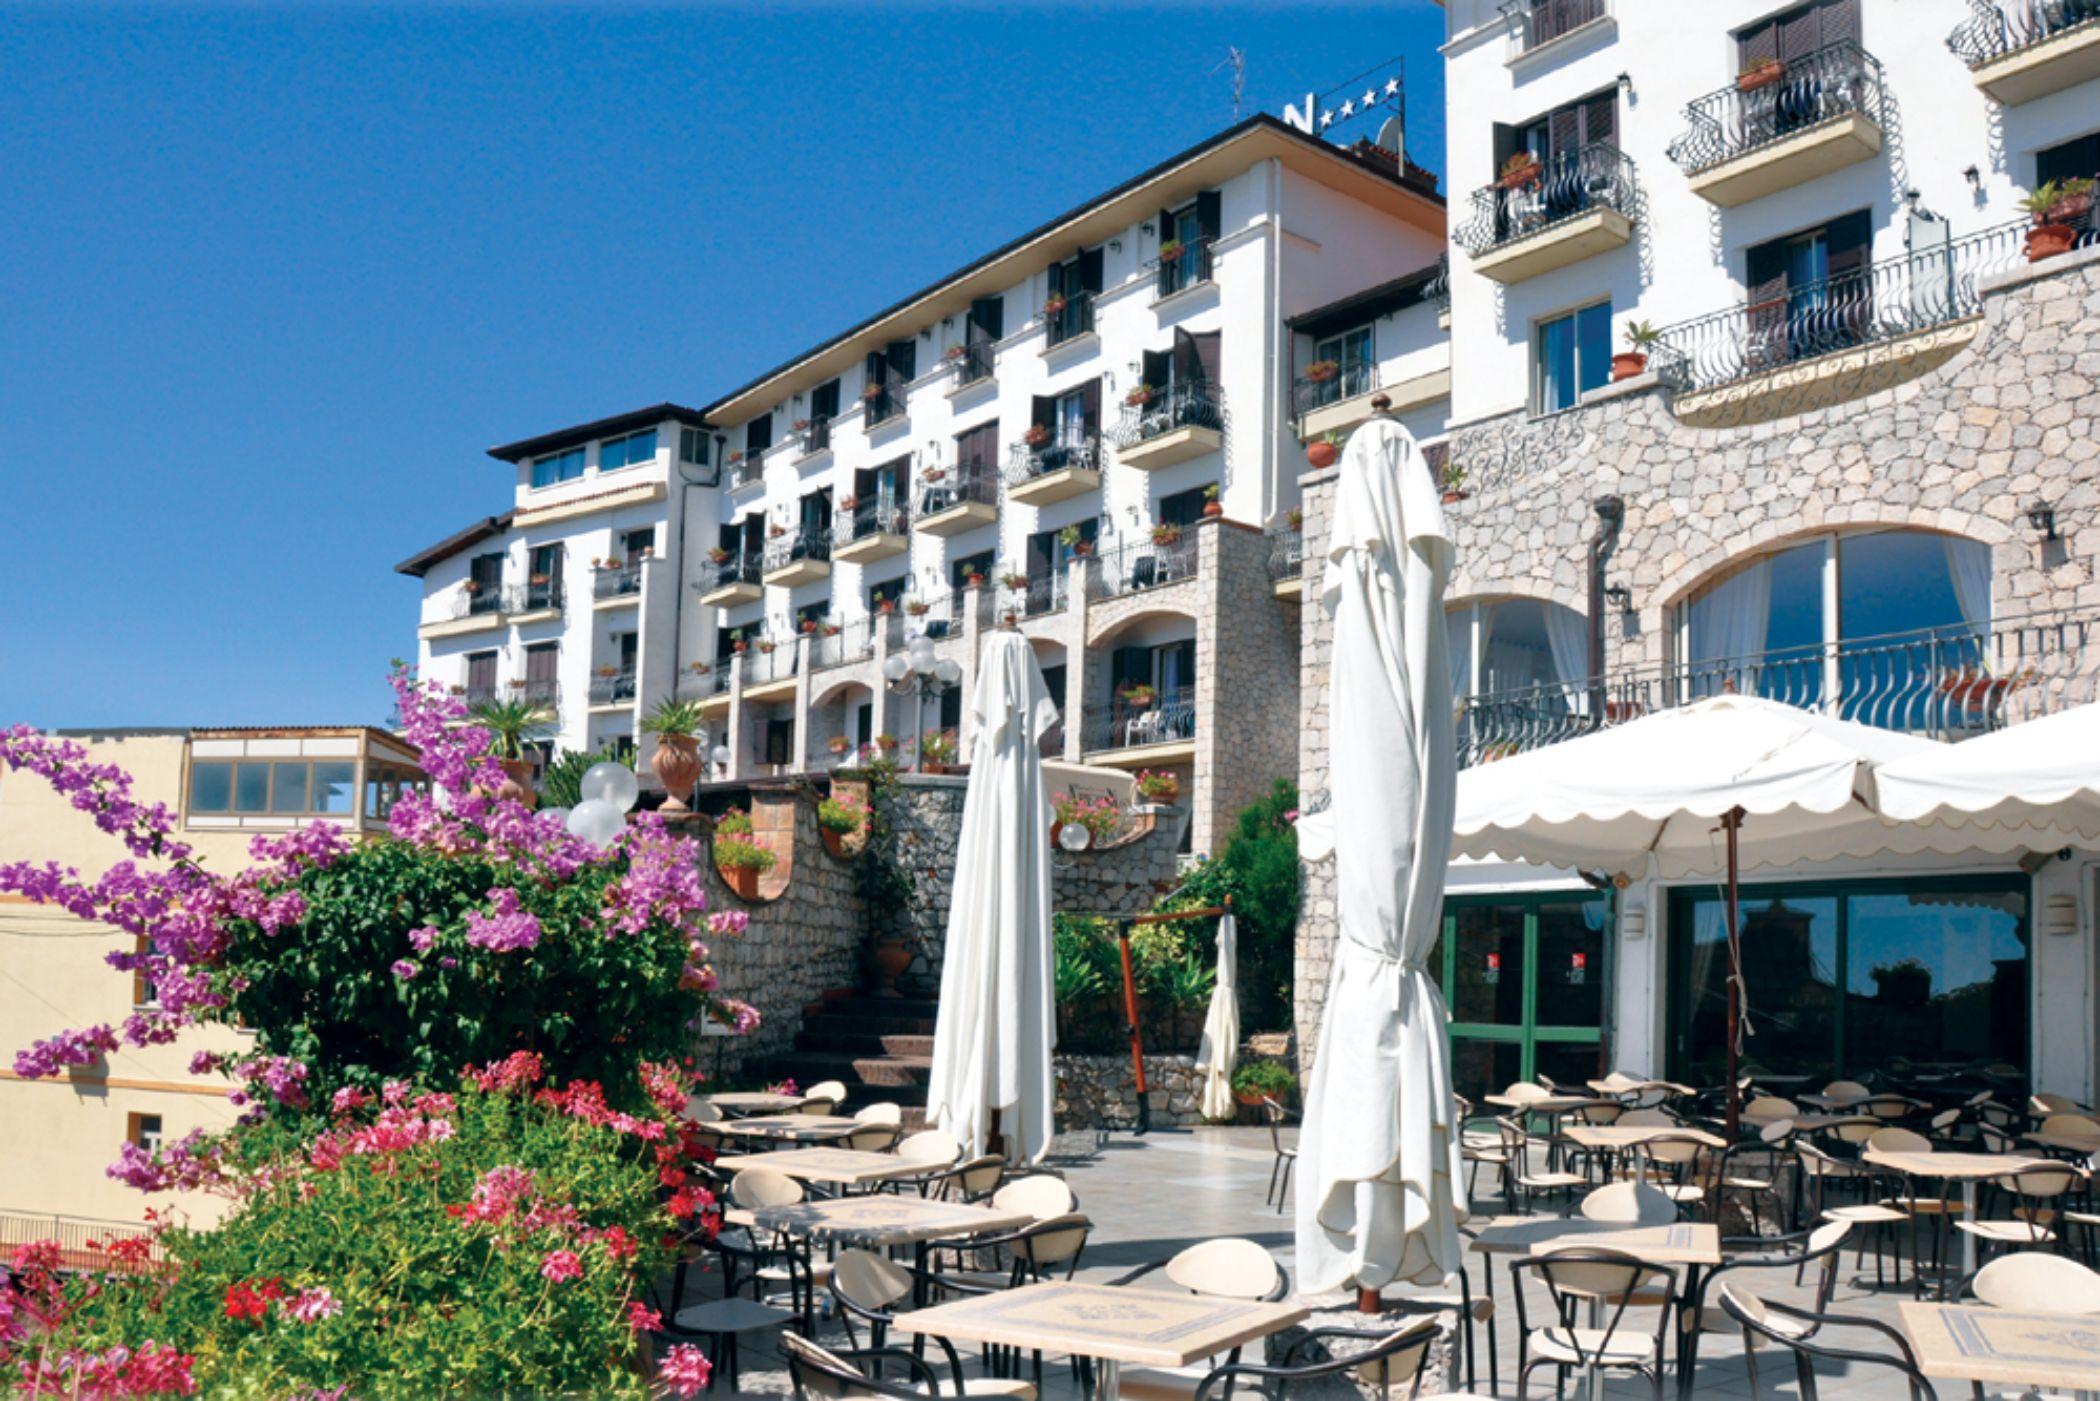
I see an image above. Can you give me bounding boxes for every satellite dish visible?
[1057,821,1092,853]
[1375,115,1404,155]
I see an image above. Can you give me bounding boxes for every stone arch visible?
[1656,511,2015,615]
[811,676,876,711]
[1086,604,1200,653]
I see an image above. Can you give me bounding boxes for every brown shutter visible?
[887,338,916,381]
[1738,17,1779,68]
[1818,0,1860,48]
[1080,377,1102,434]
[1195,189,1221,242]
[1745,234,1792,363]
[1142,348,1171,390]
[1192,329,1222,385]
[1549,104,1581,163]
[1046,261,1065,299]
[1778,5,1822,60]
[1078,247,1104,294]
[1030,395,1053,434]
[1582,91,1616,148]
[864,349,886,392]
[1170,329,1198,386]
[968,295,1003,343]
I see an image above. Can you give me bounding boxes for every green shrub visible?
[1231,1059,1297,1099]
[712,838,777,873]
[817,793,868,836]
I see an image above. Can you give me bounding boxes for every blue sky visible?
[0,2,1445,729]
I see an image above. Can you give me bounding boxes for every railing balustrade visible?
[1083,685,1197,753]
[946,340,995,385]
[741,643,798,687]
[763,529,832,573]
[0,1211,161,1271]
[1667,40,1886,175]
[1504,0,1610,51]
[864,382,906,428]
[1424,252,1451,316]
[1043,291,1095,347]
[811,617,876,671]
[1004,433,1103,487]
[1457,607,2100,767]
[1087,535,1200,602]
[800,416,832,455]
[833,501,908,547]
[1151,236,1215,298]
[1109,381,1226,450]
[917,467,999,518]
[587,670,637,705]
[448,580,564,620]
[1266,527,1304,584]
[700,554,763,592]
[1650,219,2028,393]
[592,564,642,600]
[1455,142,1640,255]
[513,678,559,712]
[1948,0,2100,64]
[1293,361,1378,418]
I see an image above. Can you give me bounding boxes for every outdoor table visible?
[1789,1112,1877,1132]
[705,1113,860,1143]
[1795,1092,1870,1112]
[712,1147,926,1188]
[1561,1124,1726,1151]
[2024,1128,2100,1157]
[743,1195,1037,1305]
[703,1091,806,1117]
[889,1279,1306,1400]
[1485,1093,1606,1169]
[1861,1148,2053,1282]
[1899,1300,2100,1396]
[1587,1078,1693,1100]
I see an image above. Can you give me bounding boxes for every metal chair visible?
[1110,1242,1290,1401]
[1510,1248,1678,1400]
[1717,1282,1938,1400]
[781,1330,946,1401]
[1189,1316,1447,1401]
[1676,1220,1852,1397]
[1499,1116,1584,1216]
[1261,1096,1297,1213]
[828,1250,1034,1399]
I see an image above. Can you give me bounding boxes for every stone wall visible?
[1293,249,2100,1075]
[1293,465,1341,1075]
[1196,520,1302,858]
[1053,1053,1209,1130]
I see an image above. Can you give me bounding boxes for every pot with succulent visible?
[1151,522,1183,548]
[874,733,900,756]
[1287,507,1304,531]
[731,630,749,655]
[2021,179,2094,263]
[595,664,619,679]
[821,622,841,637]
[1736,56,1784,92]
[964,569,987,589]
[467,697,553,810]
[1157,236,1184,264]
[943,344,966,362]
[918,728,958,774]
[861,381,884,402]
[688,660,711,676]
[1056,523,1092,558]
[1304,430,1344,471]
[791,418,810,433]
[707,546,733,565]
[1041,292,1068,317]
[1023,423,1051,449]
[755,638,778,655]
[1124,383,1155,408]
[876,597,897,615]
[837,493,860,512]
[1499,150,1543,189]
[711,807,776,900]
[1201,483,1222,519]
[640,697,709,812]
[904,599,930,617]
[800,618,817,634]
[1614,319,1662,381]
[1002,571,1032,593]
[826,734,852,758]
[1440,456,1470,504]
[921,464,946,483]
[1118,680,1158,709]
[1133,768,1181,806]
[1303,358,1340,384]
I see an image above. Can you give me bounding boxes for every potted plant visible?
[726,450,745,465]
[1614,320,1662,381]
[1023,423,1050,448]
[1231,1060,1297,1109]
[467,697,553,811]
[1201,483,1222,519]
[731,630,748,654]
[1051,792,1121,848]
[1057,524,1090,557]
[1499,150,1542,189]
[861,381,884,401]
[1287,507,1304,530]
[529,571,550,586]
[1157,237,1184,263]
[1151,522,1182,547]
[1041,292,1068,317]
[1118,681,1157,708]
[2021,179,2094,263]
[964,569,986,588]
[688,660,711,675]
[876,597,896,614]
[1124,383,1155,408]
[916,729,957,773]
[596,664,619,679]
[712,808,776,899]
[874,733,900,756]
[826,735,852,757]
[1441,457,1470,504]
[707,546,733,565]
[640,698,708,812]
[943,344,966,361]
[1737,55,1784,92]
[1133,769,1181,805]
[905,599,930,616]
[756,638,777,654]
[1002,572,1031,592]
[869,929,917,998]
[463,579,482,595]
[1304,430,1344,470]
[837,493,859,512]
[800,618,817,634]
[922,465,946,482]
[821,623,841,637]
[769,523,786,538]
[1303,359,1341,383]
[816,789,867,860]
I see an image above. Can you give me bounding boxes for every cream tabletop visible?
[712,1147,924,1185]
[1861,1149,2050,1180]
[706,1113,860,1142]
[1484,1093,1604,1114]
[1899,1302,2100,1392]
[892,1279,1307,1396]
[747,1195,1034,1247]
[703,1091,807,1115]
[1562,1124,1726,1151]
[1468,1216,1722,1266]
[2024,1129,2100,1154]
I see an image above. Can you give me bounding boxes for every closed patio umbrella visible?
[1295,415,1470,1300]
[924,632,1061,1163]
[1195,912,1239,1122]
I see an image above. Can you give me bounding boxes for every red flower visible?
[224,1279,278,1323]
[626,1299,663,1334]
[658,1165,687,1188]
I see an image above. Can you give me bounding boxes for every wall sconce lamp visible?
[1108,238,1122,253]
[1141,221,1155,237]
[1964,165,1982,189]
[1616,71,1633,101]
[1603,584,1632,611]
[2028,501,2059,541]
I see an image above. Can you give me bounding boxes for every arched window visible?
[1447,597,1591,700]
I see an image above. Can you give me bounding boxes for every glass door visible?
[1436,892,1609,1117]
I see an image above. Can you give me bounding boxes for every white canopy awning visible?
[1875,703,2100,844]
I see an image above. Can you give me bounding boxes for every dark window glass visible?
[1450,903,1527,1027]
[189,761,233,813]
[530,447,585,488]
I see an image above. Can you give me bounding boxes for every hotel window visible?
[187,760,355,817]
[2038,131,2100,188]
[868,576,907,612]
[526,543,563,608]
[127,1113,164,1155]
[743,414,773,461]
[530,447,585,489]
[1533,301,1611,413]
[678,426,709,466]
[949,550,995,591]
[1044,249,1103,345]
[1154,190,1221,297]
[806,379,840,451]
[599,428,657,472]
[619,529,654,564]
[762,720,794,767]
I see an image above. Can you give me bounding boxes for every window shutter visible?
[1745,234,1792,360]
[1111,647,1147,690]
[1492,121,1519,173]
[1080,377,1102,433]
[1078,247,1104,295]
[1046,261,1065,300]
[2038,132,2100,185]
[1027,530,1056,579]
[1549,105,1581,164]
[1142,348,1171,390]
[1582,92,1616,148]
[1155,206,1177,296]
[1738,18,1779,68]
[968,295,1003,343]
[1818,0,1860,48]
[1825,209,1872,285]
[1030,395,1053,435]
[1195,189,1221,243]
[1192,330,1222,385]
[1170,328,1198,386]
[1778,5,1822,60]
[864,350,886,394]
[888,338,916,381]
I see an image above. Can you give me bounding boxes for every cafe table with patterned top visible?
[1860,1148,2052,1278]
[711,1147,926,1187]
[890,1280,1307,1400]
[1561,1124,1727,1152]
[704,1113,860,1143]
[701,1091,807,1117]
[745,1195,1035,1248]
[1899,1301,2100,1393]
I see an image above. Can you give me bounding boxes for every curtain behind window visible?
[1689,559,1774,680]
[1942,536,1992,635]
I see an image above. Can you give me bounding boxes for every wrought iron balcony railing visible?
[1457,607,2100,768]
[763,529,832,573]
[452,584,506,619]
[1266,527,1304,584]
[1425,252,1451,315]
[1948,0,2100,65]
[917,467,1000,517]
[587,670,637,705]
[513,678,559,712]
[1667,40,1886,175]
[1087,535,1200,602]
[1109,382,1226,451]
[1504,0,1610,52]
[1000,570,1069,619]
[947,340,995,385]
[1151,236,1215,298]
[700,554,763,592]
[1083,684,1197,753]
[800,416,832,455]
[1005,433,1103,487]
[726,457,762,490]
[864,382,906,428]
[592,564,642,600]
[460,684,498,709]
[1043,292,1095,347]
[834,501,908,547]
[1455,142,1639,255]
[1650,218,2027,394]
[1293,361,1378,418]
[448,581,564,620]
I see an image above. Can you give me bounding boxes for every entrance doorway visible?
[1434,892,1610,1114]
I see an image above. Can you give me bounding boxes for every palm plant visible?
[639,698,708,738]
[536,747,632,808]
[467,698,552,761]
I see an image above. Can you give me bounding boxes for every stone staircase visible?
[761,991,938,1124]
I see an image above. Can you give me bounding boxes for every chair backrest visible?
[1867,1127,1932,1154]
[781,1331,926,1401]
[2042,1113,2100,1139]
[2033,1093,2083,1116]
[1640,1133,1708,1168]
[1996,1163,2085,1199]
[1620,1107,1672,1127]
[1717,1283,1934,1400]
[730,1166,805,1210]
[992,1173,1075,1220]
[1580,1180,1677,1225]
[1742,1095,1798,1123]
[1163,1239,1286,1300]
[1860,1094,1919,1119]
[1009,1212,1091,1268]
[896,1130,962,1166]
[686,1095,717,1123]
[1822,1080,1871,1104]
[844,1124,902,1153]
[1573,1100,1625,1127]
[1830,1117,1883,1146]
[948,1154,1005,1200]
[1759,1118,1797,1146]
[830,1248,913,1315]
[802,1080,849,1113]
[1501,1081,1551,1105]
[1260,1096,1291,1149]
[1973,1251,2100,1314]
[1517,1248,1674,1369]
[854,1102,903,1125]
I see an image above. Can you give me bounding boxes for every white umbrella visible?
[1876,701,2100,840]
[1295,415,1469,1300]
[925,632,1061,1163]
[1195,912,1239,1122]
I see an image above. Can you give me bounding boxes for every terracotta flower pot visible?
[1611,351,1649,382]
[1202,501,1223,519]
[1306,440,1339,470]
[870,937,913,998]
[1442,489,1471,504]
[2028,224,2076,263]
[496,760,538,810]
[1737,62,1784,93]
[820,825,858,861]
[652,734,703,812]
[720,862,762,901]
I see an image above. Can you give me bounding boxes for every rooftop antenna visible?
[1212,48,1246,120]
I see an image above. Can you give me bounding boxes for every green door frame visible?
[1439,892,1610,1103]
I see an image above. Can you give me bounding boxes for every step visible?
[799,1013,938,1041]
[813,995,941,1022]
[792,1029,935,1058]
[773,1052,933,1088]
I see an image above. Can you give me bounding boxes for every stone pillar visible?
[871,609,904,746]
[1190,518,1297,860]
[790,636,814,773]
[1063,555,1093,761]
[1294,467,1340,1076]
[724,653,749,781]
[958,584,984,754]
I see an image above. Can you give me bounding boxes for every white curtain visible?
[1689,559,1773,695]
[1943,536,1992,635]
[1445,609,1475,701]
[1544,603,1592,718]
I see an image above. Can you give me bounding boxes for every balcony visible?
[1005,434,1103,507]
[1951,0,2100,103]
[587,669,637,708]
[592,564,642,605]
[1650,218,2025,418]
[999,571,1069,621]
[763,530,832,588]
[512,578,564,620]
[811,617,877,672]
[1083,685,1197,764]
[1669,41,1886,207]
[1266,526,1305,600]
[460,683,498,709]
[1505,0,1613,58]
[916,470,999,536]
[420,581,564,640]
[1458,144,1638,284]
[699,554,763,607]
[1458,608,2100,768]
[513,677,560,714]
[741,642,799,701]
[726,457,763,492]
[863,382,906,431]
[1042,292,1095,351]
[799,416,833,458]
[1293,361,1378,420]
[1150,237,1215,300]
[832,502,909,565]
[944,340,995,389]
[1087,535,1200,603]
[1109,382,1226,471]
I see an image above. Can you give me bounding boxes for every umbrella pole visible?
[1722,806,1745,1141]
[1116,923,1150,1135]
